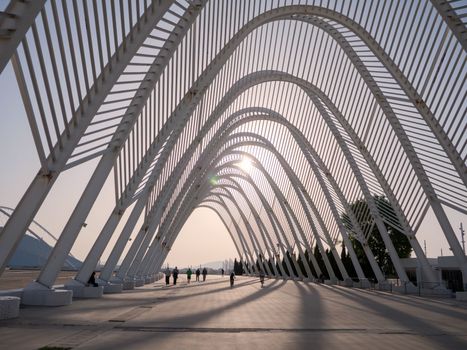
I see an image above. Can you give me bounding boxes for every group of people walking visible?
[163,267,259,288]
[164,266,208,285]
[163,267,269,289]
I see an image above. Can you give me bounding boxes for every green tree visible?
[342,196,412,279]
[340,244,357,279]
[313,245,328,279]
[233,258,244,275]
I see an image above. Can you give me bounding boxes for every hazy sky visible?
[0,56,466,268]
[0,61,239,266]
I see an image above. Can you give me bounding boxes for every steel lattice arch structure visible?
[0,0,466,304]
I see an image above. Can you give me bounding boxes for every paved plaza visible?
[0,276,466,350]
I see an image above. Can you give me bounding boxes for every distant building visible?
[3,231,82,270]
[401,256,465,292]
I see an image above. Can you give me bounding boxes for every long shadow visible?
[292,280,326,349]
[344,287,467,320]
[14,278,266,319]
[321,284,467,350]
[88,277,288,349]
[137,278,278,307]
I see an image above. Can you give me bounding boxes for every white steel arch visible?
[0,0,466,303]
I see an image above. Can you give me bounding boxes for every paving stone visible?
[0,276,466,349]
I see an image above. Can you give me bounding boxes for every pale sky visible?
[0,55,466,268]
[0,61,238,266]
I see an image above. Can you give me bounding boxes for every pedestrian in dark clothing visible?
[173,267,179,285]
[195,268,200,281]
[230,272,235,288]
[88,271,98,287]
[165,267,171,285]
[221,268,225,277]
[259,270,265,287]
[202,267,207,281]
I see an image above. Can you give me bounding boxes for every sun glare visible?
[237,157,252,173]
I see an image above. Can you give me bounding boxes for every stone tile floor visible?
[1,276,466,349]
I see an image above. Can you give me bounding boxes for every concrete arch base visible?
[102,283,123,294]
[64,279,104,299]
[22,281,72,306]
[0,296,20,319]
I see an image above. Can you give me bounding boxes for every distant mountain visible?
[7,234,82,270]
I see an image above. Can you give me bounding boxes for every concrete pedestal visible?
[103,283,123,294]
[64,279,104,298]
[456,292,467,301]
[354,279,371,289]
[22,282,72,306]
[393,283,418,294]
[123,280,135,290]
[0,296,20,319]
[343,278,354,287]
[0,289,23,298]
[324,278,338,285]
[377,282,392,291]
[134,278,145,287]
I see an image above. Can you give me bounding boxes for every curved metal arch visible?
[158,156,303,279]
[168,69,461,281]
[2,1,464,292]
[154,137,341,281]
[134,105,365,279]
[139,68,428,287]
[98,4,464,284]
[0,0,46,74]
[138,5,464,227]
[210,186,275,277]
[198,145,364,281]
[151,69,409,281]
[203,107,435,282]
[220,138,355,281]
[209,140,349,280]
[219,172,319,278]
[429,0,467,52]
[198,201,258,274]
[206,177,294,278]
[160,169,300,278]
[140,136,313,280]
[0,0,204,282]
[213,117,387,280]
[162,146,310,271]
[139,193,257,277]
[213,175,310,278]
[129,3,462,242]
[198,201,254,274]
[155,183,266,276]
[134,113,381,282]
[156,192,260,276]
[209,180,283,277]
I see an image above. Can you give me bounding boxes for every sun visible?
[237,157,252,173]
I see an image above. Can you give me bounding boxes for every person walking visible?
[165,267,171,285]
[230,272,235,288]
[195,268,200,281]
[259,270,265,288]
[173,266,179,285]
[221,268,225,277]
[202,267,207,282]
[186,267,193,284]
